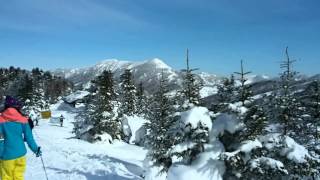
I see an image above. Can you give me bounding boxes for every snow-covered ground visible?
[26,101,147,180]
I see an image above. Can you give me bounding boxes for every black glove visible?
[36,147,42,157]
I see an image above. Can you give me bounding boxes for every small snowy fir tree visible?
[172,119,210,165]
[264,85,281,124]
[145,72,176,173]
[179,49,202,109]
[211,74,236,113]
[170,50,209,165]
[119,69,137,116]
[234,60,252,106]
[241,104,268,141]
[135,82,148,117]
[277,47,300,136]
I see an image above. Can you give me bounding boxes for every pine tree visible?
[18,74,34,112]
[212,74,236,113]
[277,47,299,135]
[119,69,137,116]
[145,72,176,173]
[242,104,268,141]
[306,80,320,140]
[136,82,148,116]
[234,60,252,106]
[264,84,281,124]
[173,121,210,165]
[169,49,208,165]
[73,94,95,140]
[0,68,9,100]
[89,70,122,141]
[180,49,202,108]
[30,68,48,113]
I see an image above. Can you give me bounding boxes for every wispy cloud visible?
[0,0,148,33]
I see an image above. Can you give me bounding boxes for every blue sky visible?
[0,0,319,76]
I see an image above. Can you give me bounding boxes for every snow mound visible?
[259,133,282,150]
[211,113,242,137]
[122,115,147,144]
[249,157,288,174]
[259,134,311,163]
[180,107,212,130]
[240,139,263,153]
[281,136,310,163]
[200,86,218,98]
[168,141,225,180]
[228,103,248,115]
[94,133,113,145]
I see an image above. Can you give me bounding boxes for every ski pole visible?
[38,148,49,180]
[40,155,49,180]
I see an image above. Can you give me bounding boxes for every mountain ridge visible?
[53,58,221,97]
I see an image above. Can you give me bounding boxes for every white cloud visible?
[0,0,148,32]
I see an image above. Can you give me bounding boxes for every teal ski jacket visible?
[0,108,39,160]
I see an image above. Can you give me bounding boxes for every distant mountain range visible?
[53,58,318,99]
[53,58,220,97]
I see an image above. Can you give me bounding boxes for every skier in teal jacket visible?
[0,96,41,180]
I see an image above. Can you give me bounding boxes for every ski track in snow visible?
[26,102,147,180]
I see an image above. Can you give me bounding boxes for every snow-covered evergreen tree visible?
[241,104,268,141]
[145,72,176,173]
[0,66,71,110]
[234,60,252,106]
[179,49,202,109]
[277,47,300,136]
[119,69,137,116]
[264,86,281,124]
[0,68,9,101]
[306,80,320,140]
[18,74,34,113]
[30,68,49,113]
[89,70,122,141]
[172,118,210,165]
[211,74,236,113]
[73,93,95,140]
[135,82,148,117]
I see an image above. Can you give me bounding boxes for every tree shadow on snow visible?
[48,167,140,180]
[197,158,225,180]
[49,124,66,128]
[86,154,144,179]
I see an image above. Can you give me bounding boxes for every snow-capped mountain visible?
[53,58,221,97]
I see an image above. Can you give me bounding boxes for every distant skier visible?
[35,114,40,126]
[60,114,64,127]
[0,96,41,180]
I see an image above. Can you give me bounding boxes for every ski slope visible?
[25,101,147,180]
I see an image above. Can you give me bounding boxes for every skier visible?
[60,114,64,127]
[0,96,42,180]
[35,114,40,126]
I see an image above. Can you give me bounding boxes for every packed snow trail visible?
[25,101,147,180]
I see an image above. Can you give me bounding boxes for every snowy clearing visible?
[26,101,147,180]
